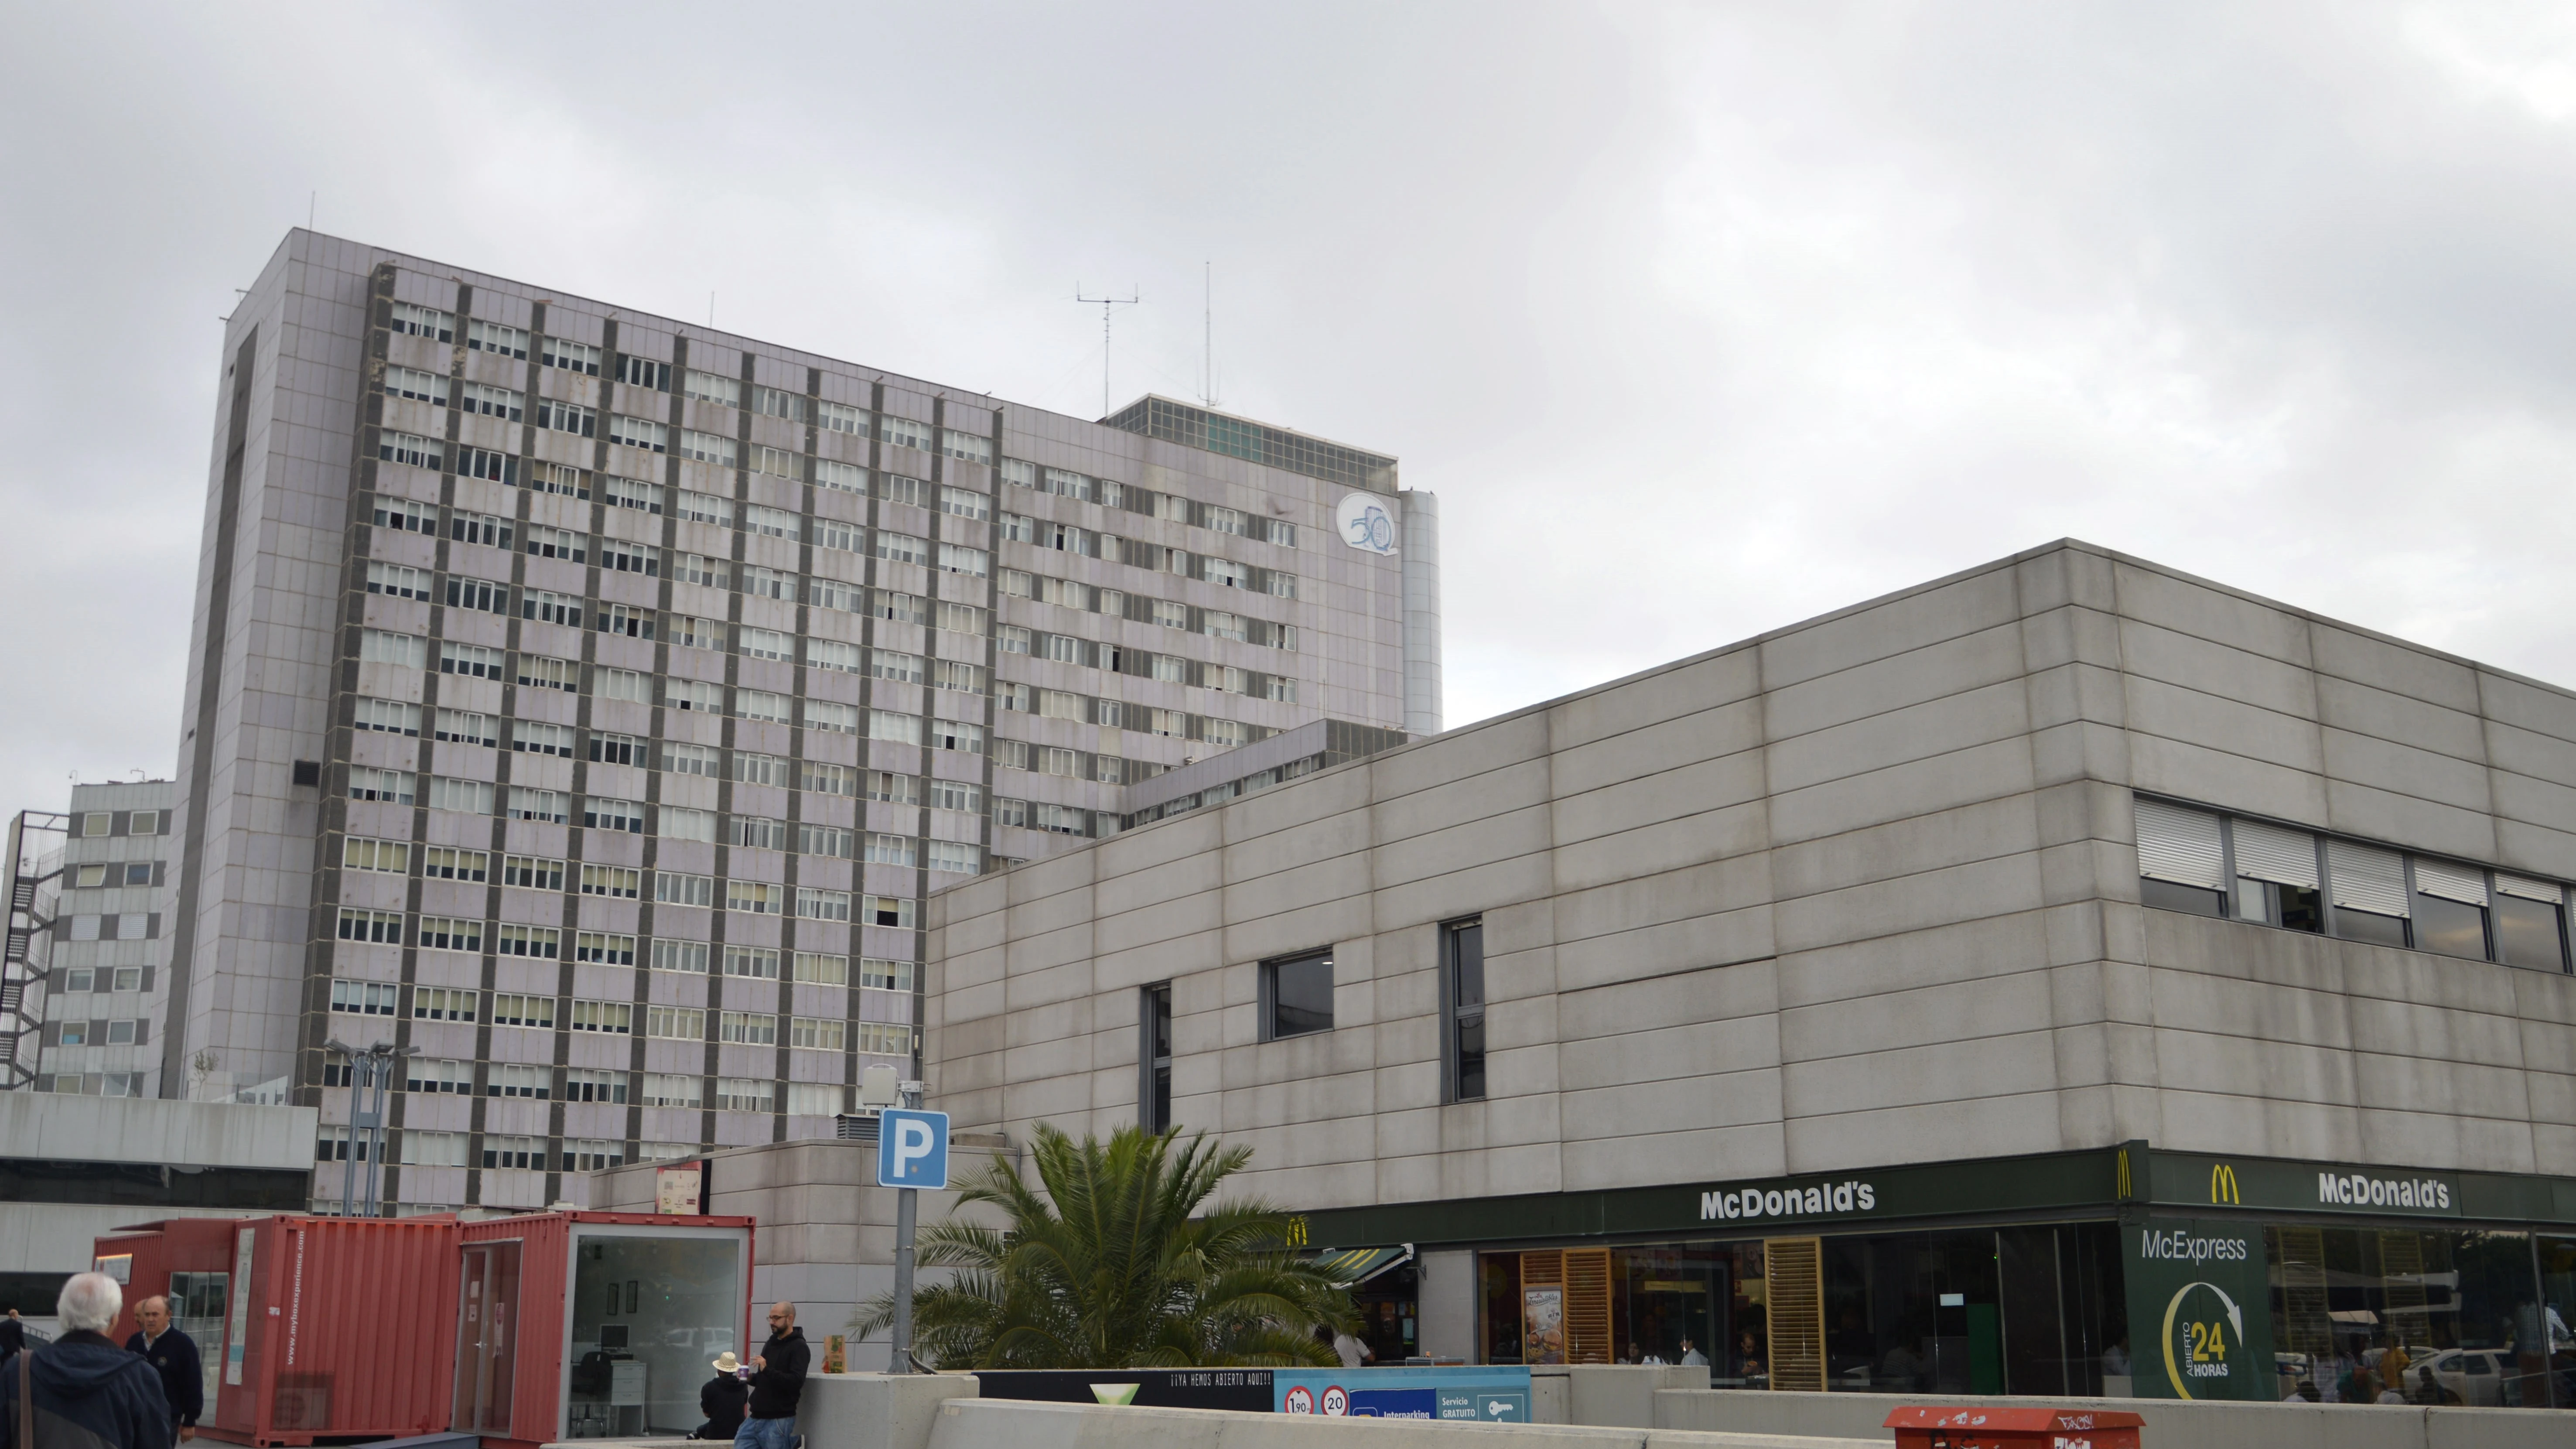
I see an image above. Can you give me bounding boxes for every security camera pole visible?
[863,1062,948,1373]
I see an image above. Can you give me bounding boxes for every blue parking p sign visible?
[875,1108,950,1189]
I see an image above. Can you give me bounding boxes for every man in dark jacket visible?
[123,1298,201,1442]
[696,1352,749,1440]
[735,1302,808,1449]
[2,1273,173,1449]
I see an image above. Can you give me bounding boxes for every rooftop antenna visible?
[1198,261,1220,408]
[1074,284,1140,418]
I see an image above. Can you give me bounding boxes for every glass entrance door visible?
[453,1241,522,1434]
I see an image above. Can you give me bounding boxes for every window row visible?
[998,516,1297,598]
[2135,796,2575,971]
[1121,752,1332,829]
[75,809,164,838]
[369,492,994,578]
[999,458,1298,549]
[47,1017,148,1047]
[997,566,1297,646]
[327,976,910,1044]
[331,897,922,959]
[67,861,159,889]
[50,966,148,995]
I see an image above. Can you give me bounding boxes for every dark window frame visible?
[1139,984,1174,1133]
[1259,949,1335,1041]
[1441,917,1486,1103]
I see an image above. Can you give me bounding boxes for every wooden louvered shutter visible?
[1520,1250,1565,1364]
[1764,1237,1825,1391]
[1564,1248,1612,1365]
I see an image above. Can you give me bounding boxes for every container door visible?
[453,1241,521,1433]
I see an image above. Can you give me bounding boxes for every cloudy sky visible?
[6,2,2576,815]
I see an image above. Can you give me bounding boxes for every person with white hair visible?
[0,1273,172,1449]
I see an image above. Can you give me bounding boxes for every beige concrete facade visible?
[925,539,2576,1209]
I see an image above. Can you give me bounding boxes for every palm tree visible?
[854,1123,1354,1369]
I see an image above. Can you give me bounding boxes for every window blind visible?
[2412,859,2489,906]
[2231,820,2318,889]
[2136,799,2224,889]
[2327,840,2409,917]
[2497,872,2564,904]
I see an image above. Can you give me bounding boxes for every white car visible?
[2405,1347,2511,1407]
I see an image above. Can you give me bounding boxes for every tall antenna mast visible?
[1199,261,1220,407]
[1074,284,1140,418]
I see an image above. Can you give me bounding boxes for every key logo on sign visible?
[875,1108,950,1189]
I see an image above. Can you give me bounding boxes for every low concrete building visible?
[926,540,2576,1409]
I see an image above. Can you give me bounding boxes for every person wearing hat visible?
[695,1351,749,1441]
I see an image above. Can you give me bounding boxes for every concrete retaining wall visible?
[1656,1387,2572,1449]
[924,1398,1875,1449]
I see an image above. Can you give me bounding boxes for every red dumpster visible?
[1885,1405,2144,1449]
[454,1210,755,1449]
[96,1215,462,1446]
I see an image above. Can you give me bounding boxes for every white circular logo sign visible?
[1336,493,1398,555]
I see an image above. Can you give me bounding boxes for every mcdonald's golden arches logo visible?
[2116,1149,2132,1199]
[2210,1162,2241,1205]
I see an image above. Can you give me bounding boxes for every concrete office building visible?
[13,780,180,1097]
[166,229,1431,1214]
[929,540,2576,1409]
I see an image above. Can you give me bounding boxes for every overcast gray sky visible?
[7,2,2576,816]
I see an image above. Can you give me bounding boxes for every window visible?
[680,429,736,466]
[724,948,780,980]
[1204,505,1246,537]
[440,642,504,680]
[655,870,715,908]
[866,834,917,868]
[798,887,853,922]
[496,925,561,961]
[563,1139,624,1173]
[734,750,790,786]
[816,458,866,495]
[524,524,585,563]
[605,476,662,513]
[727,878,784,913]
[819,400,870,435]
[491,991,556,1027]
[1039,746,1082,779]
[444,576,507,615]
[678,489,733,527]
[870,710,922,745]
[506,786,567,823]
[512,719,575,756]
[929,779,981,815]
[608,414,666,452]
[526,459,590,499]
[798,823,853,858]
[1442,918,1486,1101]
[667,678,724,712]
[650,939,711,974]
[996,625,1032,655]
[342,836,410,874]
[654,1006,710,1046]
[642,1072,704,1107]
[794,952,849,985]
[939,485,989,520]
[410,986,478,1022]
[861,957,914,992]
[1262,950,1333,1039]
[401,1131,468,1167]
[744,503,797,538]
[391,301,453,341]
[567,1068,629,1103]
[416,916,483,952]
[940,428,991,463]
[1140,984,1172,1132]
[807,637,863,674]
[570,994,633,1029]
[791,1017,846,1052]
[378,431,441,470]
[858,1022,915,1058]
[355,697,420,736]
[372,497,438,534]
[503,854,565,891]
[876,531,929,567]
[366,561,430,599]
[523,588,582,628]
[361,629,428,669]
[536,399,596,437]
[932,659,985,694]
[1035,803,1090,837]
[862,896,915,930]
[742,566,794,601]
[879,414,932,451]
[738,690,791,724]
[545,336,601,375]
[787,1082,846,1116]
[618,355,671,391]
[932,719,985,754]
[927,841,981,875]
[720,1011,777,1045]
[812,517,862,554]
[329,977,400,1014]
[660,806,717,841]
[867,771,919,805]
[406,1058,471,1094]
[749,444,800,480]
[739,626,793,661]
[1040,689,1083,721]
[998,568,1034,599]
[600,540,660,577]
[386,365,448,405]
[871,649,924,684]
[424,846,488,882]
[684,371,740,407]
[596,601,653,639]
[462,446,516,484]
[427,777,493,815]
[2496,874,2570,971]
[581,863,642,899]
[876,590,929,625]
[459,380,523,422]
[715,1078,776,1113]
[936,542,988,577]
[482,1135,547,1171]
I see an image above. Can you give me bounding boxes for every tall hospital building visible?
[161,229,1435,1211]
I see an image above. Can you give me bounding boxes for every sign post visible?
[874,1089,949,1373]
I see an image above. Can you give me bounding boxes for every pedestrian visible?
[736,1302,808,1449]
[696,1352,749,1441]
[1332,1326,1374,1370]
[123,1298,202,1443]
[0,1312,24,1362]
[1678,1338,1708,1367]
[1,1273,173,1449]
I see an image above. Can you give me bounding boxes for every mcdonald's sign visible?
[2209,1162,2241,1205]
[2117,1148,2132,1199]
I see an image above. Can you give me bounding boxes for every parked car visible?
[2405,1347,2507,1407]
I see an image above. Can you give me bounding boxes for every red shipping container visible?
[96,1215,462,1447]
[456,1210,755,1449]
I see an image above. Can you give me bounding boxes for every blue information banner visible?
[1273,1366,1531,1422]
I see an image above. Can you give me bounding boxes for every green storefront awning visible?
[1306,1243,1414,1286]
